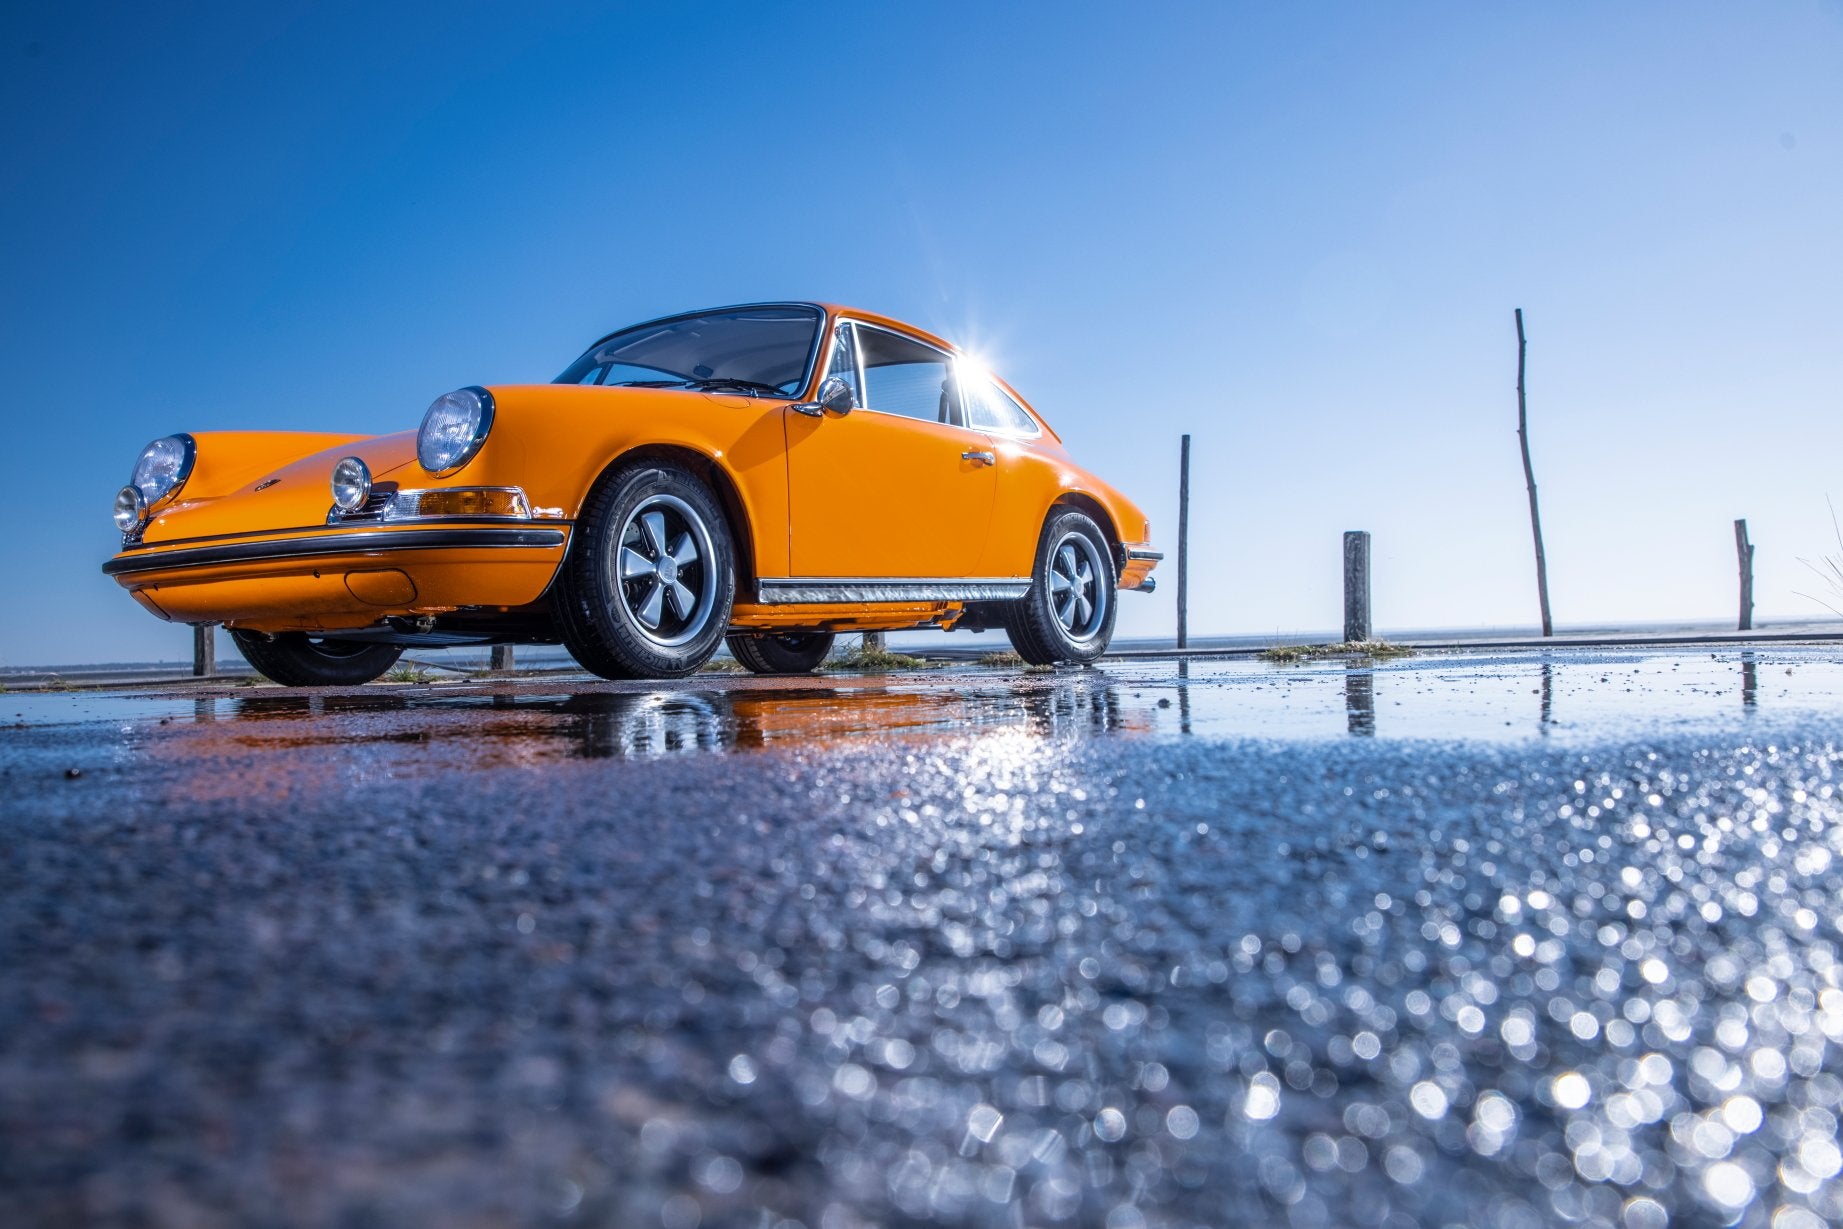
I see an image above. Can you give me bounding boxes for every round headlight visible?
[416,386,495,475]
[113,484,148,532]
[130,434,196,505]
[330,456,372,512]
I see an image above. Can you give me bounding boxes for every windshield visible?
[554,305,823,395]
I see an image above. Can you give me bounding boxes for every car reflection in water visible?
[171,675,1151,769]
[559,676,1145,758]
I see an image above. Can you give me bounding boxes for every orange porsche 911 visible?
[104,303,1161,685]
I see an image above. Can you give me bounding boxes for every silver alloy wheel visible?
[611,493,718,648]
[1048,529,1110,642]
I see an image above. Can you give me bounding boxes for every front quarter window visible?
[824,323,862,405]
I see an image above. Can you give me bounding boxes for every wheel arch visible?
[578,444,758,586]
[1047,491,1123,571]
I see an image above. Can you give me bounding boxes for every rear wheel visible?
[556,460,736,679]
[726,631,835,674]
[230,630,403,687]
[1002,510,1118,665]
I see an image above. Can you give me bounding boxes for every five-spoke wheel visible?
[615,494,717,648]
[1047,531,1108,643]
[557,461,736,679]
[1003,509,1118,665]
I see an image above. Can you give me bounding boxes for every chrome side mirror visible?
[790,375,855,418]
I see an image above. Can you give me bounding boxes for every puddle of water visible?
[6,648,1839,763]
[0,690,204,728]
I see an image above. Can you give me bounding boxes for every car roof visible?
[577,302,1056,440]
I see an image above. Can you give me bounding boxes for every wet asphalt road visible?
[3,648,1842,1229]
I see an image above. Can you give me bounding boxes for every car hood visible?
[135,431,419,545]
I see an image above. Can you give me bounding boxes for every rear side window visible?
[854,324,959,425]
[963,374,1039,436]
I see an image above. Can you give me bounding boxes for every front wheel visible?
[1002,510,1118,665]
[726,631,835,674]
[230,630,403,687]
[556,460,737,679]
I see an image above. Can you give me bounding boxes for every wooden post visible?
[1176,434,1190,649]
[1515,309,1554,636]
[1734,519,1754,631]
[192,625,215,677]
[863,632,885,655]
[490,645,515,674]
[1343,531,1371,643]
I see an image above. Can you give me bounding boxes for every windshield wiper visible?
[682,377,786,397]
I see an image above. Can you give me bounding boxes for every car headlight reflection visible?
[417,386,495,475]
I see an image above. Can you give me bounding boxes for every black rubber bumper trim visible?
[102,527,568,577]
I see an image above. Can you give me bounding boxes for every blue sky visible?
[4,2,1841,665]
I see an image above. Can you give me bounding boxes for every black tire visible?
[230,629,403,687]
[556,460,737,680]
[1002,509,1118,666]
[726,631,835,674]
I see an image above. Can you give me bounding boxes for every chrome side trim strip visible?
[1125,548,1164,562]
[756,577,1030,605]
[102,527,568,577]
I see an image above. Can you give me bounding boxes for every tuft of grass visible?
[1796,497,1843,619]
[701,657,748,673]
[1259,639,1414,664]
[383,663,435,684]
[825,643,937,673]
[977,649,1026,667]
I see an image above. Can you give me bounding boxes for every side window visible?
[823,324,862,406]
[962,374,1039,435]
[856,325,960,425]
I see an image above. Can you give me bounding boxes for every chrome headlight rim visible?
[112,484,148,533]
[330,455,373,513]
[416,386,496,477]
[130,433,198,510]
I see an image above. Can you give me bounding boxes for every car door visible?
[783,321,997,579]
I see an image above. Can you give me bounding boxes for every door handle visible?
[962,450,996,466]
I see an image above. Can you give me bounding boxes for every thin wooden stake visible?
[1176,434,1191,649]
[1515,308,1554,637]
[193,625,215,677]
[1734,519,1754,631]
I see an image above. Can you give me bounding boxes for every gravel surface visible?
[3,649,1841,1228]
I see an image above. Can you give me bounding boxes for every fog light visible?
[331,456,372,512]
[113,484,148,532]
